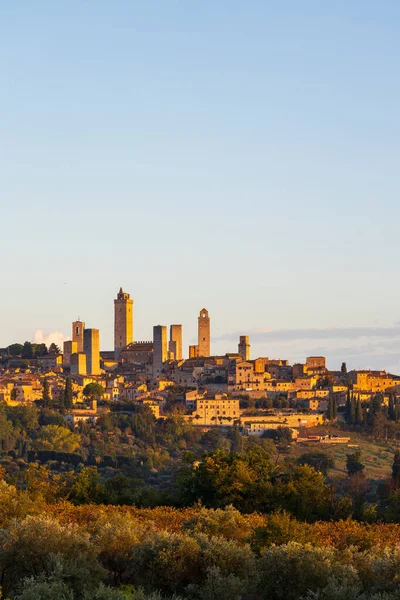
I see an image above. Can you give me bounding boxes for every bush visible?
[257,543,359,600]
[182,505,253,544]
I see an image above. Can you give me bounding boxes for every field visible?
[286,431,400,479]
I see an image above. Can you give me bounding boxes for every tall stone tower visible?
[84,328,100,375]
[198,308,210,357]
[72,320,85,353]
[238,335,251,361]
[63,340,78,368]
[169,324,182,360]
[153,325,167,376]
[114,288,133,359]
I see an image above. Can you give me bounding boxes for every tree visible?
[367,393,383,428]
[83,383,104,400]
[327,396,334,421]
[21,341,33,359]
[345,389,352,425]
[332,396,337,420]
[68,467,105,504]
[7,343,23,357]
[388,394,397,422]
[42,378,51,408]
[350,394,356,425]
[33,425,81,453]
[341,362,347,374]
[392,451,400,487]
[297,452,335,476]
[48,343,61,355]
[355,396,363,426]
[0,410,18,452]
[230,428,244,455]
[63,378,73,410]
[346,449,365,476]
[0,517,103,598]
[6,404,39,430]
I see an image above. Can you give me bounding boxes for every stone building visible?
[70,352,87,375]
[189,345,199,359]
[114,288,133,359]
[238,335,250,361]
[63,340,77,368]
[121,341,153,364]
[305,356,326,371]
[198,308,210,357]
[72,320,85,353]
[169,324,182,360]
[153,325,167,377]
[189,396,240,426]
[84,329,100,375]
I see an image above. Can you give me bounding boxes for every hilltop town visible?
[1,287,400,443]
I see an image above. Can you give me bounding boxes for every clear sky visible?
[2,1,400,371]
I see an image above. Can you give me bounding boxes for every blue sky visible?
[2,1,400,370]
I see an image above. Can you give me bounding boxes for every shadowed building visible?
[189,345,199,359]
[72,320,85,353]
[121,341,154,364]
[84,328,101,375]
[114,288,133,359]
[63,340,78,367]
[169,324,182,360]
[70,352,87,375]
[198,308,210,357]
[238,336,251,361]
[153,325,167,377]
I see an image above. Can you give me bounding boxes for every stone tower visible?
[169,324,182,360]
[70,352,87,375]
[198,308,210,357]
[153,325,167,376]
[72,320,85,353]
[63,340,78,368]
[238,335,251,361]
[84,328,101,375]
[114,287,133,359]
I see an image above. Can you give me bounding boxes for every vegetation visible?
[0,486,399,599]
[0,389,399,596]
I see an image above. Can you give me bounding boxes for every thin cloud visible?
[214,326,400,343]
[33,329,65,349]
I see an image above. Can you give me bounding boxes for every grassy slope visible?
[286,431,400,479]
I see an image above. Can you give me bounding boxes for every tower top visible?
[117,287,131,300]
[199,308,209,318]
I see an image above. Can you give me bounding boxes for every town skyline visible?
[2,285,400,373]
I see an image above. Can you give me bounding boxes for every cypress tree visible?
[389,394,396,421]
[42,377,51,408]
[392,450,400,487]
[327,396,334,421]
[332,396,337,419]
[350,393,357,426]
[345,389,352,425]
[355,396,363,425]
[63,377,73,410]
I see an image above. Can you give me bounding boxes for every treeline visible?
[2,402,400,521]
[2,486,400,599]
[344,391,400,438]
[0,341,61,363]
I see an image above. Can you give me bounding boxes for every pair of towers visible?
[153,324,183,376]
[65,320,100,375]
